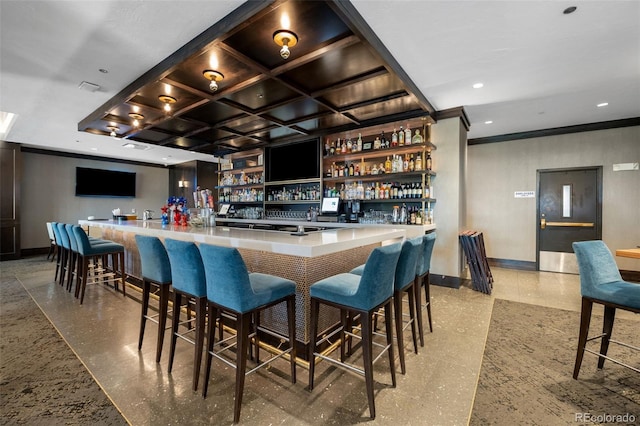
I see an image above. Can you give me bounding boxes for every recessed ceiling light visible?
[99,68,108,73]
[473,83,484,89]
[162,157,168,161]
[123,143,136,149]
[90,147,98,151]
[563,6,577,14]
[484,120,493,124]
[597,102,609,107]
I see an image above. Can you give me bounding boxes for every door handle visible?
[545,222,595,228]
[540,217,546,229]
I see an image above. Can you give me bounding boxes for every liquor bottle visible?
[415,153,422,171]
[426,152,432,171]
[416,208,423,225]
[357,133,363,152]
[398,126,405,146]
[405,124,412,145]
[348,163,354,176]
[409,154,415,172]
[373,136,381,150]
[341,138,346,154]
[325,138,330,156]
[346,137,353,153]
[412,129,423,144]
[385,156,392,173]
[403,154,409,172]
[380,131,387,149]
[391,128,398,147]
[375,182,380,199]
[330,139,336,155]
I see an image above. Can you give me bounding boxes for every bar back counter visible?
[79,219,434,350]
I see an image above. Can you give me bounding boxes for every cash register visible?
[317,197,341,222]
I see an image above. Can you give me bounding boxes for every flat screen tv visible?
[266,139,320,182]
[75,167,136,197]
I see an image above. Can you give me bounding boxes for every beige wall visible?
[430,117,467,279]
[21,152,169,249]
[467,126,640,271]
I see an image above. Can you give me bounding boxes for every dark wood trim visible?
[429,273,466,289]
[620,270,640,283]
[468,117,640,145]
[488,258,537,271]
[328,0,437,117]
[434,107,470,131]
[21,147,169,168]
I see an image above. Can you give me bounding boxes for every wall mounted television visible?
[265,139,320,182]
[75,167,136,197]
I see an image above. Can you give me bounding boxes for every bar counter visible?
[79,219,415,344]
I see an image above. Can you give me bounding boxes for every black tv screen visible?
[75,167,136,197]
[266,139,320,182]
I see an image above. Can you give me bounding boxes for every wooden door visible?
[537,167,602,273]
[1,141,21,260]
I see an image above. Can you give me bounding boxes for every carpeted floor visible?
[470,299,640,425]
[0,263,128,425]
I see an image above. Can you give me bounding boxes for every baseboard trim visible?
[20,247,50,257]
[488,258,537,271]
[430,273,467,289]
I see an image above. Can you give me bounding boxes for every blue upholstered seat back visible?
[573,240,623,294]
[395,236,423,290]
[55,223,71,249]
[51,222,61,247]
[71,225,92,254]
[356,242,402,308]
[198,244,253,310]
[164,238,206,298]
[135,235,172,285]
[416,233,437,276]
[65,224,78,252]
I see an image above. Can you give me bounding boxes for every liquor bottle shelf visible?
[264,200,321,205]
[323,170,435,184]
[338,198,436,203]
[216,183,264,190]
[323,142,436,163]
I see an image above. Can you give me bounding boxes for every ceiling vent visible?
[122,142,151,151]
[78,81,101,92]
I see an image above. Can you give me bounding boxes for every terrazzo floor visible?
[7,256,638,425]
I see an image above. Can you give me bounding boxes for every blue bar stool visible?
[71,225,126,304]
[51,222,65,283]
[46,222,57,262]
[135,235,172,363]
[391,236,422,374]
[415,232,437,345]
[54,223,72,287]
[164,238,207,391]
[572,240,640,378]
[309,242,402,420]
[198,243,297,424]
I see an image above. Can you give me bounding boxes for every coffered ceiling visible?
[77,0,435,157]
[1,1,638,166]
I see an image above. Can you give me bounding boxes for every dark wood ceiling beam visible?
[337,90,409,113]
[310,67,388,98]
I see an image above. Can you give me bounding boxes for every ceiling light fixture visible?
[203,70,224,92]
[563,6,577,14]
[158,95,176,112]
[597,102,609,107]
[107,125,120,137]
[473,83,484,89]
[129,112,144,127]
[484,120,493,124]
[273,29,298,59]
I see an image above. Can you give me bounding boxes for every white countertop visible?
[214,217,435,238]
[79,219,407,258]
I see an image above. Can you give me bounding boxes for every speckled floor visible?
[6,256,638,425]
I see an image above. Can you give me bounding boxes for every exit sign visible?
[514,191,535,198]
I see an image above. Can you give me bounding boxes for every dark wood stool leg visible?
[168,292,182,374]
[393,291,406,374]
[384,301,397,388]
[156,284,170,363]
[287,295,297,383]
[308,298,320,391]
[192,296,207,391]
[425,274,433,333]
[139,279,151,351]
[598,305,616,369]
[573,297,593,379]
[407,285,418,354]
[361,310,376,419]
[234,312,251,424]
[414,276,425,347]
[202,303,218,398]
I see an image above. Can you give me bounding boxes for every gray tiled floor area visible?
[8,256,638,425]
